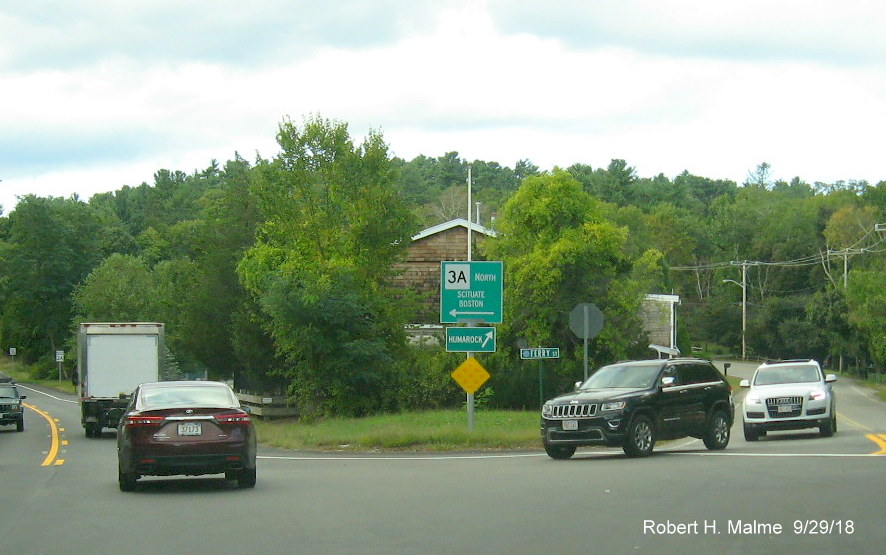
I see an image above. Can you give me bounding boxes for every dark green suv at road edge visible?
[0,381,27,432]
[541,358,733,459]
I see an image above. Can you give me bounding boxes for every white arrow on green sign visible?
[445,327,496,353]
[440,261,503,323]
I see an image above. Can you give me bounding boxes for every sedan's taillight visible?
[124,415,165,427]
[216,412,250,423]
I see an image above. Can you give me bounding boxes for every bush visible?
[387,346,464,411]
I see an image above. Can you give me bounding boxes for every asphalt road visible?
[1,364,884,554]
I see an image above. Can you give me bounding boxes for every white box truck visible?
[77,322,164,437]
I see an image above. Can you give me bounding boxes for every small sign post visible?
[569,303,605,381]
[520,348,560,407]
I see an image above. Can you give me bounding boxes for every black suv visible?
[541,358,733,458]
[0,381,27,432]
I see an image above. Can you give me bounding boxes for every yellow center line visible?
[867,434,886,455]
[23,403,62,467]
[836,412,872,432]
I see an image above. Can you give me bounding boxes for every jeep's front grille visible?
[766,396,803,418]
[0,403,14,412]
[547,403,596,418]
[548,428,605,442]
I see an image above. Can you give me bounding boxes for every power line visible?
[670,224,886,272]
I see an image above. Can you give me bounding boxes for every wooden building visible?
[392,218,497,326]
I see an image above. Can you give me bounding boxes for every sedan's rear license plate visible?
[562,419,578,431]
[777,405,795,413]
[178,422,202,436]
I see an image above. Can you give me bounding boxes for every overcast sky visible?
[2,0,884,213]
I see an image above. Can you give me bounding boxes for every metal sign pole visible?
[538,359,544,407]
[583,305,589,381]
[466,167,474,431]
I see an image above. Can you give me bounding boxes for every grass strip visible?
[254,409,541,452]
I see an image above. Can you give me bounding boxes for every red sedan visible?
[117,381,257,491]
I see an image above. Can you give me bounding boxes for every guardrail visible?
[235,392,298,418]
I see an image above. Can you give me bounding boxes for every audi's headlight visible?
[746,394,761,405]
[601,401,626,411]
[808,389,826,401]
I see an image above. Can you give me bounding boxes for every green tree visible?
[846,266,886,371]
[237,115,418,416]
[0,196,106,363]
[483,170,661,405]
[72,254,161,321]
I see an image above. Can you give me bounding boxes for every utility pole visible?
[726,260,754,360]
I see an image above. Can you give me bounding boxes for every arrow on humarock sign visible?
[448,309,495,318]
[480,330,494,349]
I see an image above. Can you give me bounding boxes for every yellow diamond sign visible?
[451,357,491,394]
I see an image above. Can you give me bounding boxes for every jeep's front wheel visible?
[544,442,576,460]
[623,415,655,457]
[703,411,730,450]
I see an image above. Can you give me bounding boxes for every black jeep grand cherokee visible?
[541,358,733,459]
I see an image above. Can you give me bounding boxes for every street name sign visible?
[446,327,496,353]
[440,261,503,323]
[520,347,560,360]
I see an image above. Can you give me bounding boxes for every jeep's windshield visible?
[753,365,821,386]
[0,386,18,398]
[579,364,661,389]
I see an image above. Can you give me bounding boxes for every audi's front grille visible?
[766,396,803,418]
[547,403,597,419]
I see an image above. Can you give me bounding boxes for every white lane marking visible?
[259,449,880,462]
[668,452,881,458]
[15,385,78,404]
[259,453,549,461]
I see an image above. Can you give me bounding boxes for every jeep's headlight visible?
[808,389,826,401]
[11,403,22,412]
[542,403,552,417]
[601,401,626,411]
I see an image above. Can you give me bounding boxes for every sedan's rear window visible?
[140,385,237,409]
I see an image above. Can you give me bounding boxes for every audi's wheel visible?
[820,416,836,438]
[743,424,760,442]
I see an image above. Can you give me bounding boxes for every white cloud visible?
[2,0,884,213]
